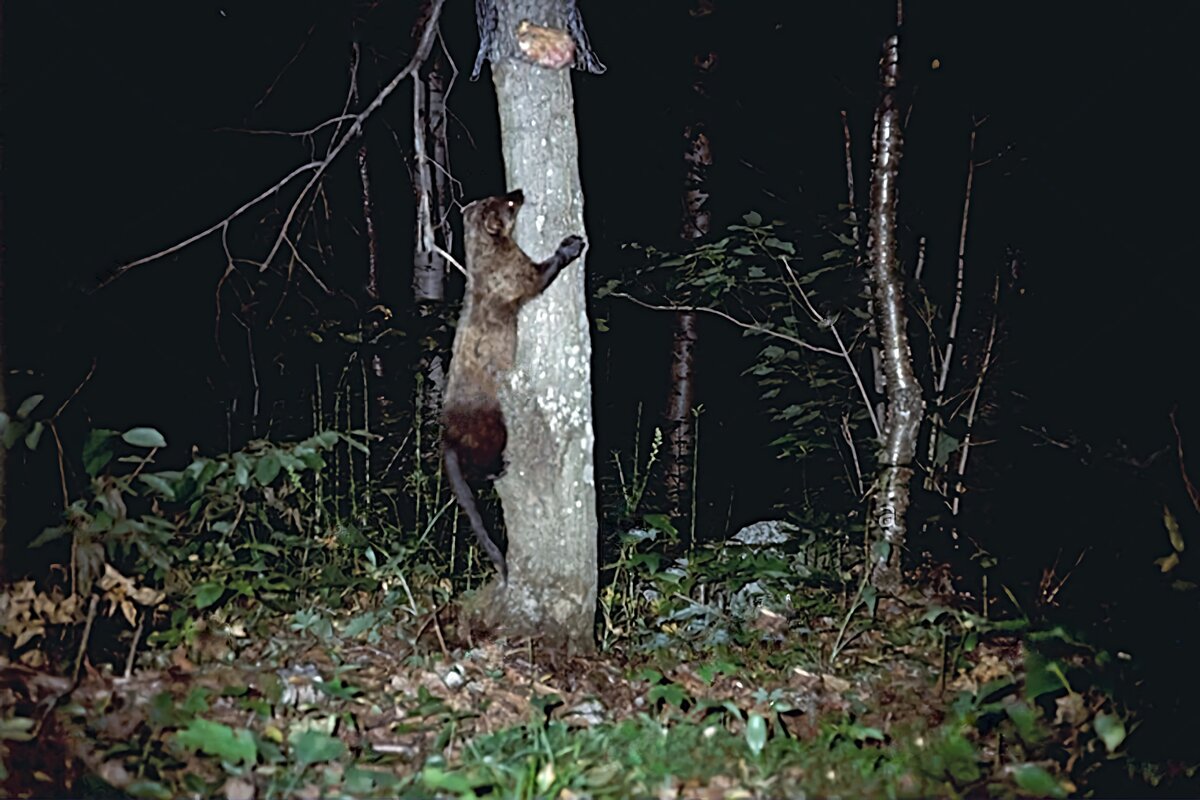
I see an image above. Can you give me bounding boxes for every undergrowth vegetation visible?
[0,212,1183,798]
[0,412,1145,798]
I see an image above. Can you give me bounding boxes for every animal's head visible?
[464,189,525,239]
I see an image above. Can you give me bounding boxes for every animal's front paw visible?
[559,234,585,260]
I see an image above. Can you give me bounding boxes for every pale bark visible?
[865,36,924,592]
[477,1,598,651]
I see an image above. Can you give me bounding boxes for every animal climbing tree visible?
[468,0,604,651]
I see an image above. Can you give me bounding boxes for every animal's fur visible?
[442,189,585,580]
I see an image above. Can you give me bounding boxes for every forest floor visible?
[0,579,1106,800]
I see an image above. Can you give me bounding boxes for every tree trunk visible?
[663,0,717,531]
[663,312,698,523]
[412,16,452,461]
[864,36,924,592]
[478,1,599,651]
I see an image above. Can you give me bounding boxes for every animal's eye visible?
[506,200,515,208]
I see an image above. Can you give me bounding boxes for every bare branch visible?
[841,413,865,497]
[936,126,976,400]
[1170,408,1200,515]
[779,255,882,440]
[434,244,466,276]
[950,276,1000,520]
[98,160,321,290]
[840,109,860,248]
[609,291,840,357]
[252,21,317,113]
[263,0,447,272]
[101,0,448,288]
[215,115,359,139]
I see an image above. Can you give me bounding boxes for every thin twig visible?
[124,615,145,678]
[52,359,98,419]
[48,423,70,508]
[936,126,977,400]
[216,115,358,139]
[97,160,322,290]
[950,276,1000,520]
[434,244,467,276]
[609,291,839,357]
[261,0,447,272]
[250,21,318,113]
[101,0,448,288]
[840,110,860,248]
[841,413,865,496]
[44,361,100,508]
[1170,408,1200,514]
[71,595,100,687]
[779,256,882,439]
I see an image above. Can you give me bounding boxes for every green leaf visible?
[642,513,678,537]
[233,455,250,487]
[421,767,476,793]
[1004,700,1043,744]
[648,683,688,707]
[83,429,120,477]
[126,779,173,800]
[0,716,35,742]
[289,729,345,766]
[2,417,26,449]
[1012,763,1065,798]
[174,718,257,766]
[345,767,400,794]
[921,605,952,624]
[745,713,767,756]
[341,612,379,639]
[695,660,738,684]
[317,680,361,701]
[193,582,225,610]
[933,431,961,468]
[1023,651,1065,700]
[139,473,177,500]
[123,427,167,449]
[633,668,664,684]
[1164,505,1185,552]
[763,237,796,254]
[16,394,44,420]
[24,421,45,451]
[28,525,71,549]
[862,584,878,616]
[255,454,281,486]
[1093,712,1126,753]
[845,723,885,743]
[742,211,763,226]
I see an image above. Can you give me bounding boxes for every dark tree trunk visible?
[469,0,602,651]
[663,0,717,532]
[864,36,924,592]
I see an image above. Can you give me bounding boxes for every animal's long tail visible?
[444,448,508,581]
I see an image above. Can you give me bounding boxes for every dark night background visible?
[5,0,1200,776]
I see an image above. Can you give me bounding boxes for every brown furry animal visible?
[443,189,585,580]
